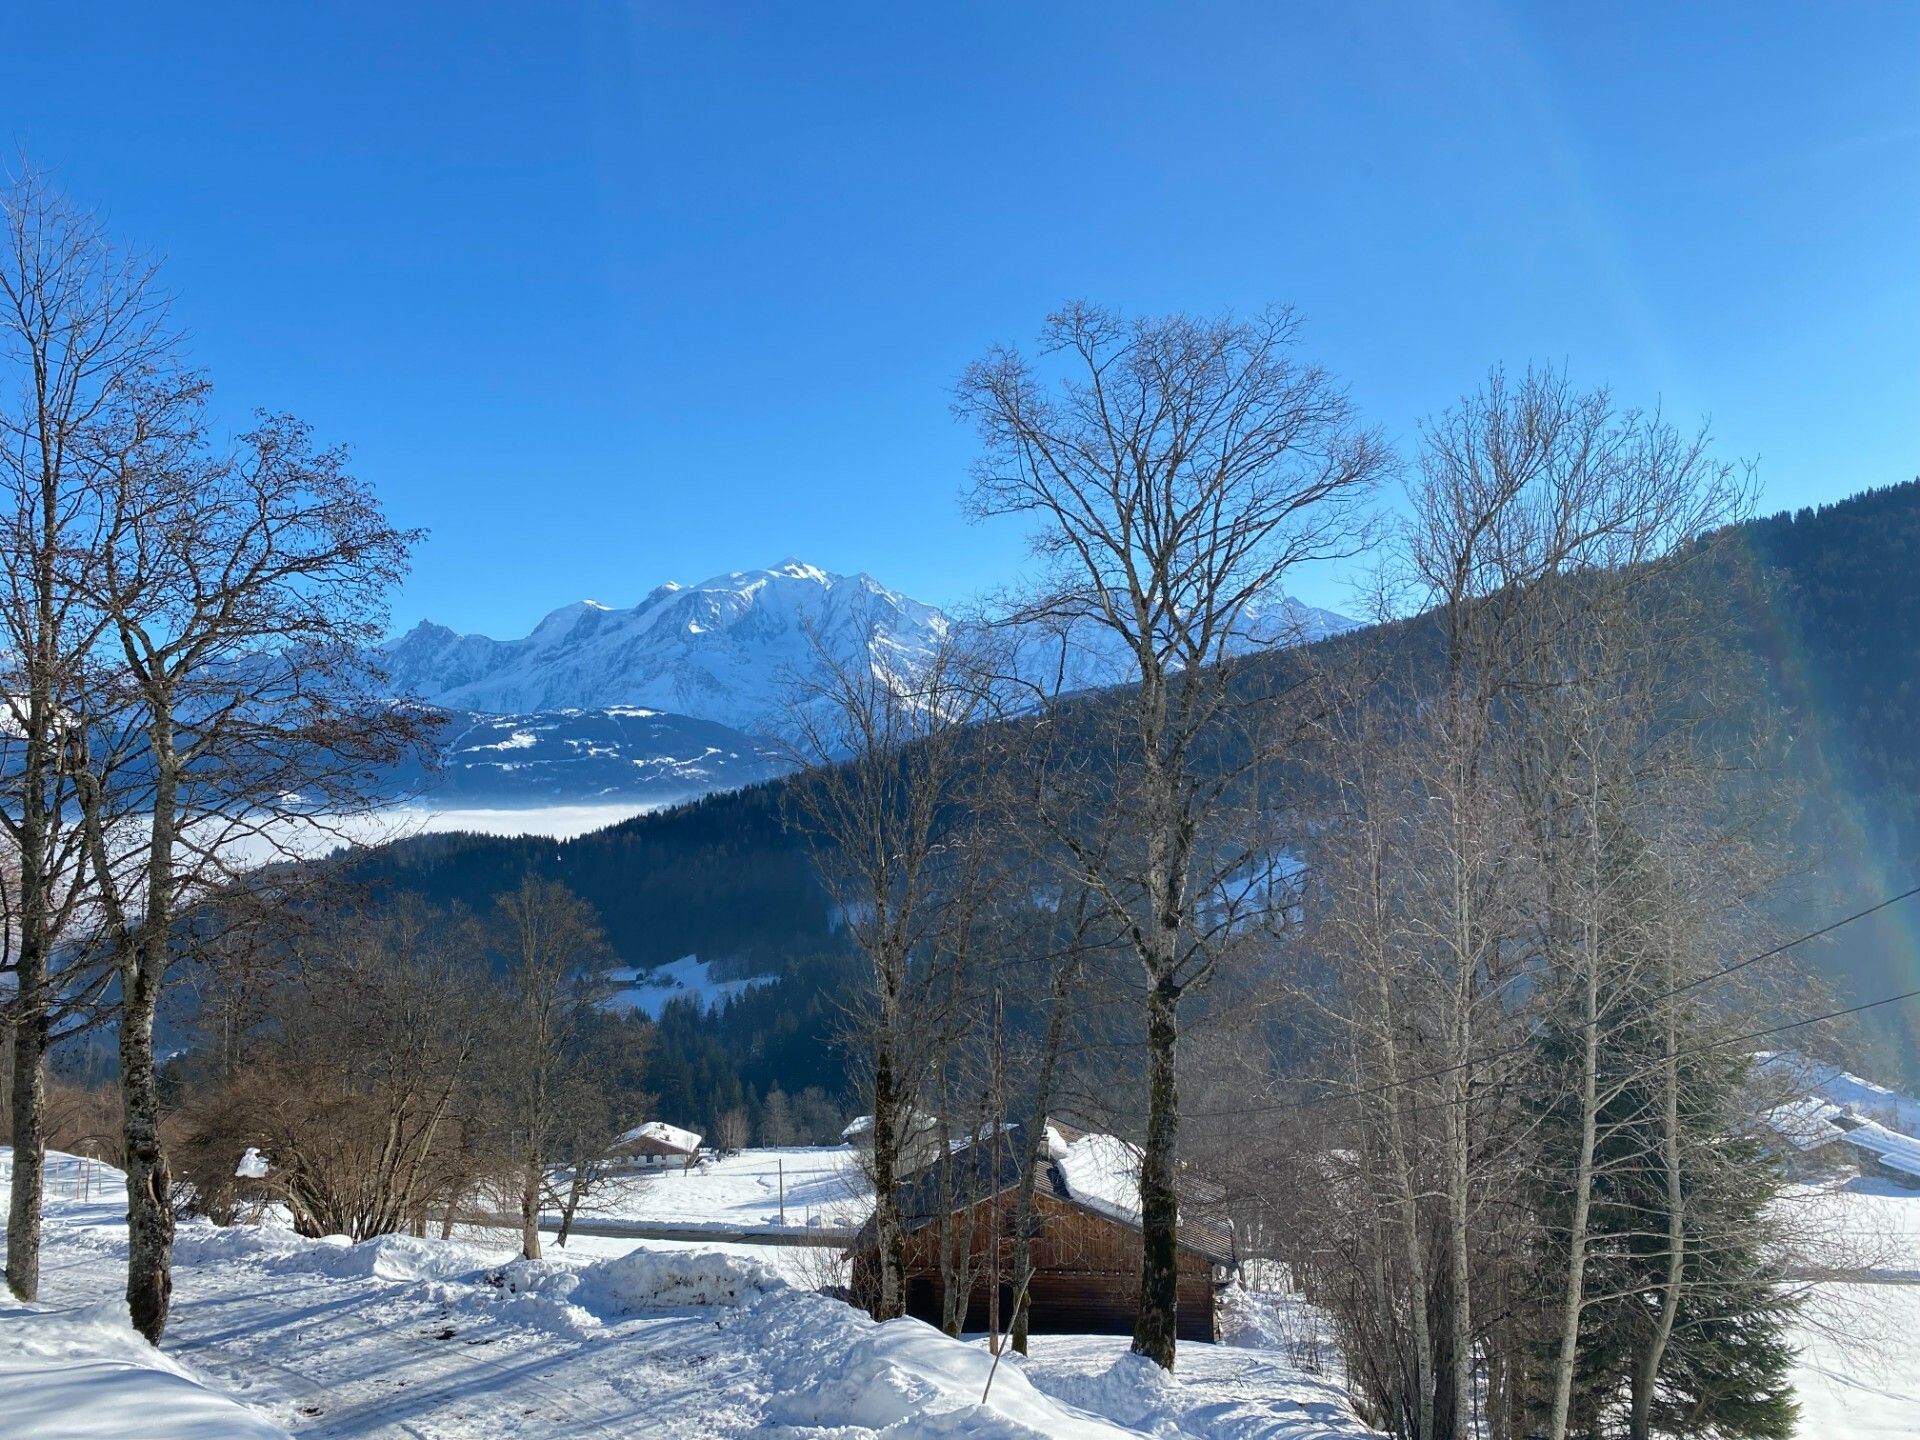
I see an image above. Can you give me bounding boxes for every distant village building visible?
[840,1111,943,1173]
[1754,1052,1920,1190]
[848,1123,1235,1342]
[1761,1097,1920,1189]
[614,1121,704,1171]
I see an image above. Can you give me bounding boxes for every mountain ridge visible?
[385,559,1357,740]
[383,560,951,736]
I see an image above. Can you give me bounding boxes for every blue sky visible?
[7,3,1916,636]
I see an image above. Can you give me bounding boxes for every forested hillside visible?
[350,478,1920,1127]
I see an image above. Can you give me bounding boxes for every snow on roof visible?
[1753,1052,1920,1180]
[1833,1117,1920,1179]
[1755,1051,1920,1134]
[840,1111,938,1142]
[620,1121,702,1153]
[1762,1095,1854,1152]
[1056,1133,1145,1226]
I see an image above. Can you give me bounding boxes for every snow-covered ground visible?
[2,1149,1374,1439]
[571,1144,871,1233]
[603,955,779,1019]
[10,1142,1920,1436]
[1783,1175,1920,1436]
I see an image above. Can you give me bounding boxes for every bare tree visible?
[714,1107,750,1156]
[785,628,986,1319]
[487,875,617,1261]
[956,302,1386,1367]
[1281,368,1773,1440]
[71,406,432,1341]
[196,897,491,1242]
[1412,369,1749,1439]
[546,1009,651,1248]
[0,168,181,1301]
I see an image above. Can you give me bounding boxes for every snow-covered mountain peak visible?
[527,599,613,641]
[383,560,950,735]
[383,560,1355,740]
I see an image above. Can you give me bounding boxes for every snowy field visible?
[8,1145,1920,1437]
[1784,1176,1920,1436]
[553,1144,871,1234]
[602,955,780,1020]
[1,1149,1377,1439]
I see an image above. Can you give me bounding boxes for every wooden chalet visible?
[848,1124,1235,1342]
[613,1121,704,1171]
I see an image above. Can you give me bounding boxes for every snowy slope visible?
[1787,1177,1920,1436]
[604,955,779,1019]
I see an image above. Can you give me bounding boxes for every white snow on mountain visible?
[384,560,1358,739]
[384,561,950,737]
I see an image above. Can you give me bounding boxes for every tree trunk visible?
[1131,974,1181,1369]
[1389,1098,1437,1438]
[1548,788,1605,1440]
[1443,983,1474,1437]
[121,732,178,1345]
[1012,957,1075,1356]
[120,958,173,1343]
[1629,959,1687,1440]
[870,1038,906,1319]
[556,1170,588,1248]
[520,1162,543,1260]
[6,983,49,1300]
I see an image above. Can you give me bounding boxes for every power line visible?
[1716,987,1920,1050]
[1182,883,1920,1123]
[1661,882,1920,1000]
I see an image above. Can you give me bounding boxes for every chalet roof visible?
[868,1123,1235,1267]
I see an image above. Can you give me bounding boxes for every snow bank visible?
[479,1246,1132,1434]
[171,1219,496,1283]
[273,1231,497,1283]
[1004,1350,1177,1433]
[478,1246,785,1332]
[751,1298,1132,1438]
[0,1297,289,1439]
[575,1246,783,1312]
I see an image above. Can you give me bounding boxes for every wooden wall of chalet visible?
[854,1191,1217,1342]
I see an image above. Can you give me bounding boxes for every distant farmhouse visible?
[1757,1052,1920,1190]
[613,1121,704,1171]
